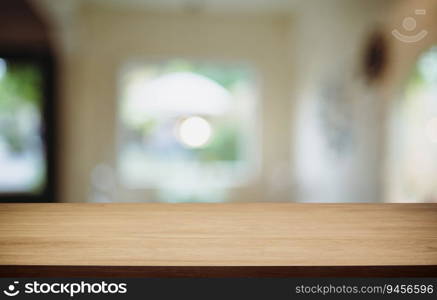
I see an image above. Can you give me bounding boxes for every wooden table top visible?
[0,203,436,267]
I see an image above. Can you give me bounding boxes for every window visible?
[117,59,259,202]
[387,46,437,203]
[0,54,54,202]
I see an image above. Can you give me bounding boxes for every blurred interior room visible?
[0,0,436,203]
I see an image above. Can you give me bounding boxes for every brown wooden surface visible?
[1,203,437,267]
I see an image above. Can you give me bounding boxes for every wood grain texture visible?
[0,203,437,267]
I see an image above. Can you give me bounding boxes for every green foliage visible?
[0,61,42,154]
[0,61,42,112]
[196,122,239,162]
[0,60,45,192]
[405,49,437,102]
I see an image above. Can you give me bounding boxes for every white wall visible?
[291,0,395,202]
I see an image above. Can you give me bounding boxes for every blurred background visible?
[0,0,436,203]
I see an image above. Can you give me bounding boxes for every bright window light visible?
[118,59,259,202]
[386,46,437,203]
[0,58,6,80]
[177,116,212,148]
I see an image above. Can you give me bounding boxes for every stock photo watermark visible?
[2,280,127,298]
[392,9,428,43]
